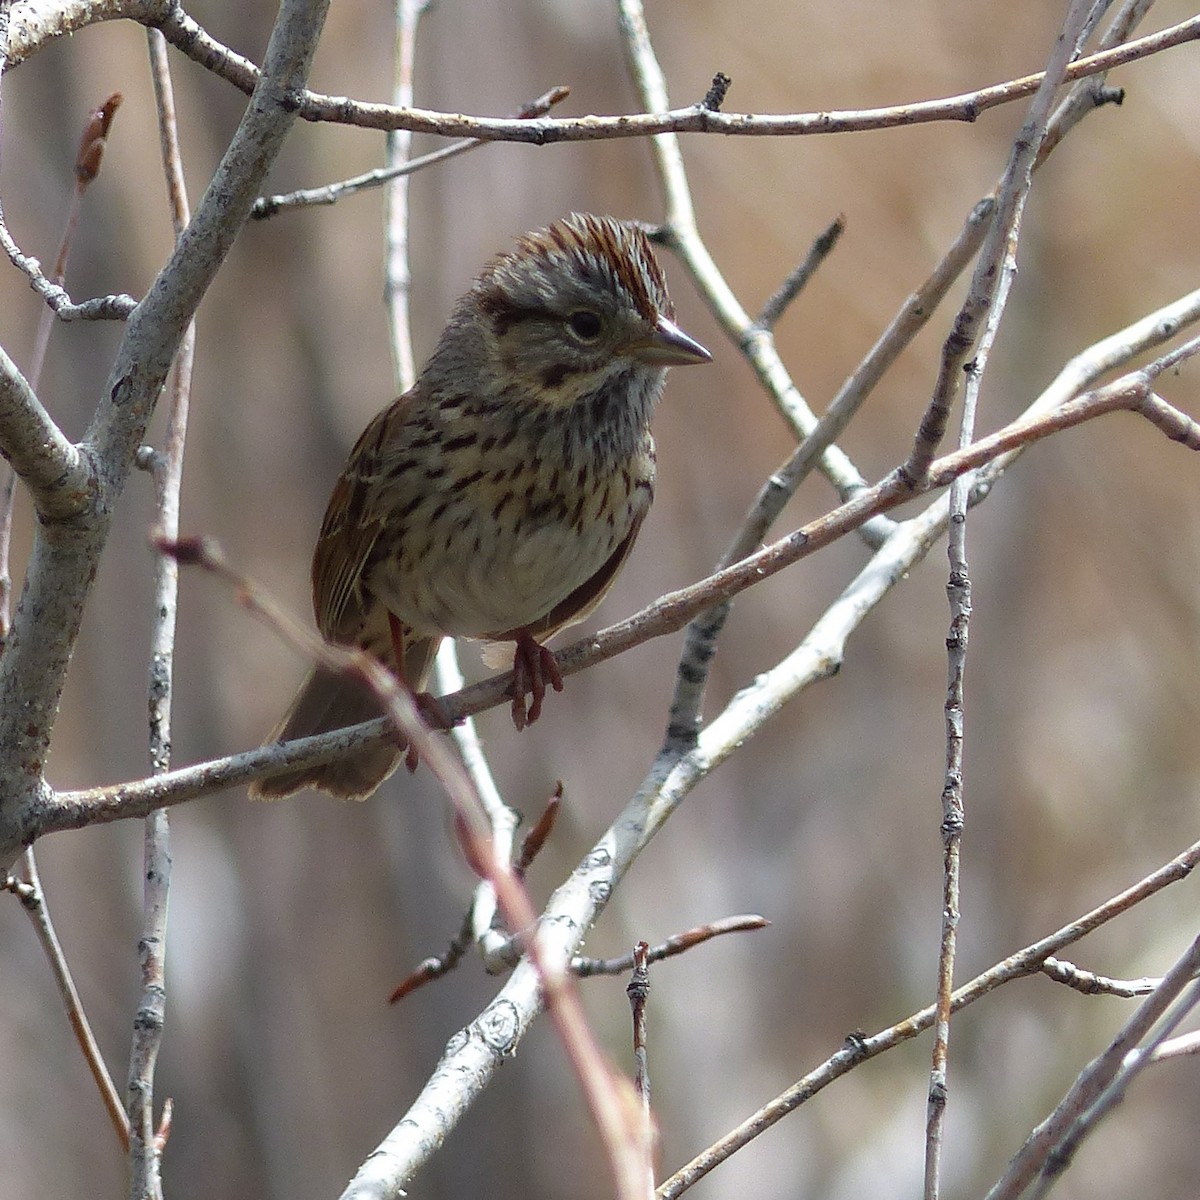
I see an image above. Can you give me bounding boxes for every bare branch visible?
[626,942,656,1197]
[0,196,137,320]
[1040,957,1159,998]
[926,5,1102,1189]
[29,353,1200,845]
[657,838,1200,1199]
[0,0,333,869]
[0,341,92,521]
[4,853,131,1151]
[754,215,844,332]
[125,28,195,1200]
[160,11,1200,140]
[574,916,769,978]
[986,938,1200,1200]
[252,86,570,219]
[8,1,1196,145]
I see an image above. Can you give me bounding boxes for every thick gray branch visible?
[0,0,332,868]
[0,344,92,520]
[4,1,154,65]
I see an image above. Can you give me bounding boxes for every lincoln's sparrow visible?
[250,213,710,800]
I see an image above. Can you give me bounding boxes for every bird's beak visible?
[630,316,712,366]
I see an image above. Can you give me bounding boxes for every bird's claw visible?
[511,634,563,730]
[401,691,454,772]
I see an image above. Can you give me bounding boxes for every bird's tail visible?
[248,635,439,801]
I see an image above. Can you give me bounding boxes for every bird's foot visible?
[402,690,454,772]
[510,632,563,730]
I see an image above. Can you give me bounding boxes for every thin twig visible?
[4,855,131,1150]
[389,784,564,999]
[988,937,1200,1200]
[28,92,123,382]
[626,942,656,1198]
[627,940,652,1104]
[927,6,1099,1191]
[574,916,769,977]
[7,0,1193,142]
[435,641,521,966]
[0,203,137,319]
[382,0,425,393]
[252,86,570,218]
[1040,957,1159,998]
[329,332,1199,1199]
[657,837,1200,1199]
[477,785,566,972]
[387,909,474,1003]
[126,29,194,1200]
[755,215,844,331]
[904,0,1098,483]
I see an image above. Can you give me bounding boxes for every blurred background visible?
[2,1,1200,1197]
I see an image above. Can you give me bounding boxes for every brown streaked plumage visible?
[250,214,710,800]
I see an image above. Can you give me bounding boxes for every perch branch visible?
[33,353,1199,840]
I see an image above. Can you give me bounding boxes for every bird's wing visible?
[311,392,415,643]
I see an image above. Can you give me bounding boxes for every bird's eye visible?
[566,310,603,342]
